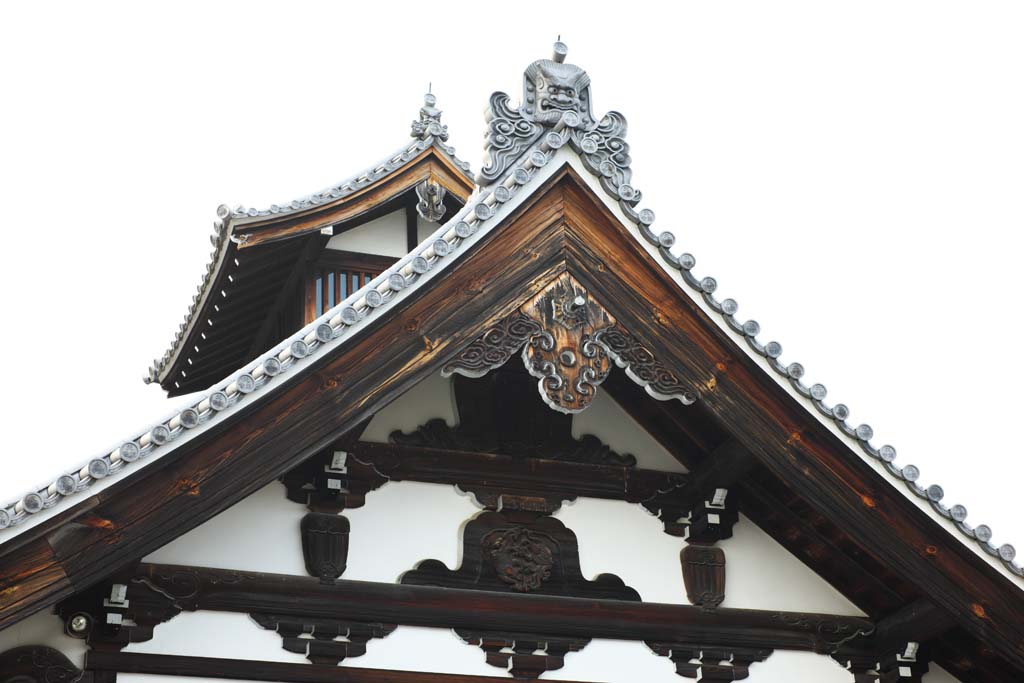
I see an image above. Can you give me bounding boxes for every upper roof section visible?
[223,94,473,247]
[145,95,475,394]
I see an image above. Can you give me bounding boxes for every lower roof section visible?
[2,140,1023,678]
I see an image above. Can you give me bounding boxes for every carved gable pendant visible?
[520,274,614,413]
[444,272,698,414]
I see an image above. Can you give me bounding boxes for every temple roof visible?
[144,94,474,392]
[2,42,1022,679]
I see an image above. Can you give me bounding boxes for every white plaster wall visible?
[572,390,686,473]
[326,209,408,257]
[721,513,864,614]
[361,370,458,443]
[75,370,963,682]
[144,481,307,575]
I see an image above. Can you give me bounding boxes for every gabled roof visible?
[144,94,474,394]
[2,42,1022,681]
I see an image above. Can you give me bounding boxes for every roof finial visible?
[553,38,568,64]
[411,87,447,141]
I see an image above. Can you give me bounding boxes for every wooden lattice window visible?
[305,250,397,323]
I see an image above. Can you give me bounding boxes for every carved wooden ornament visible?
[251,613,395,666]
[400,511,640,601]
[457,629,590,679]
[681,545,726,610]
[443,272,697,414]
[647,642,772,681]
[0,646,83,683]
[301,512,350,584]
[520,273,613,413]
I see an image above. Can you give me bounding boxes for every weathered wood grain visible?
[350,440,687,513]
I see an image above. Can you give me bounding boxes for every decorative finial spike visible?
[412,88,447,141]
[553,40,568,64]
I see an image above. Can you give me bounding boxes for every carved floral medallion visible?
[483,527,555,592]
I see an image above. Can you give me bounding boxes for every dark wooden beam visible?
[872,599,957,648]
[85,651,597,683]
[135,563,874,653]
[349,440,688,510]
[406,201,419,252]
[738,478,909,612]
[672,440,755,507]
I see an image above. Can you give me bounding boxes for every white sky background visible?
[0,2,1021,553]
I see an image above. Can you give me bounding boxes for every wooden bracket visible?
[832,644,930,682]
[250,613,395,666]
[649,440,753,540]
[56,575,179,649]
[456,630,589,680]
[280,423,370,582]
[282,451,363,582]
[679,490,740,544]
[647,642,772,680]
[281,438,382,513]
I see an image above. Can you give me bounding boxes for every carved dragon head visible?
[522,42,595,128]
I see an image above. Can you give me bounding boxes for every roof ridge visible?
[229,92,471,221]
